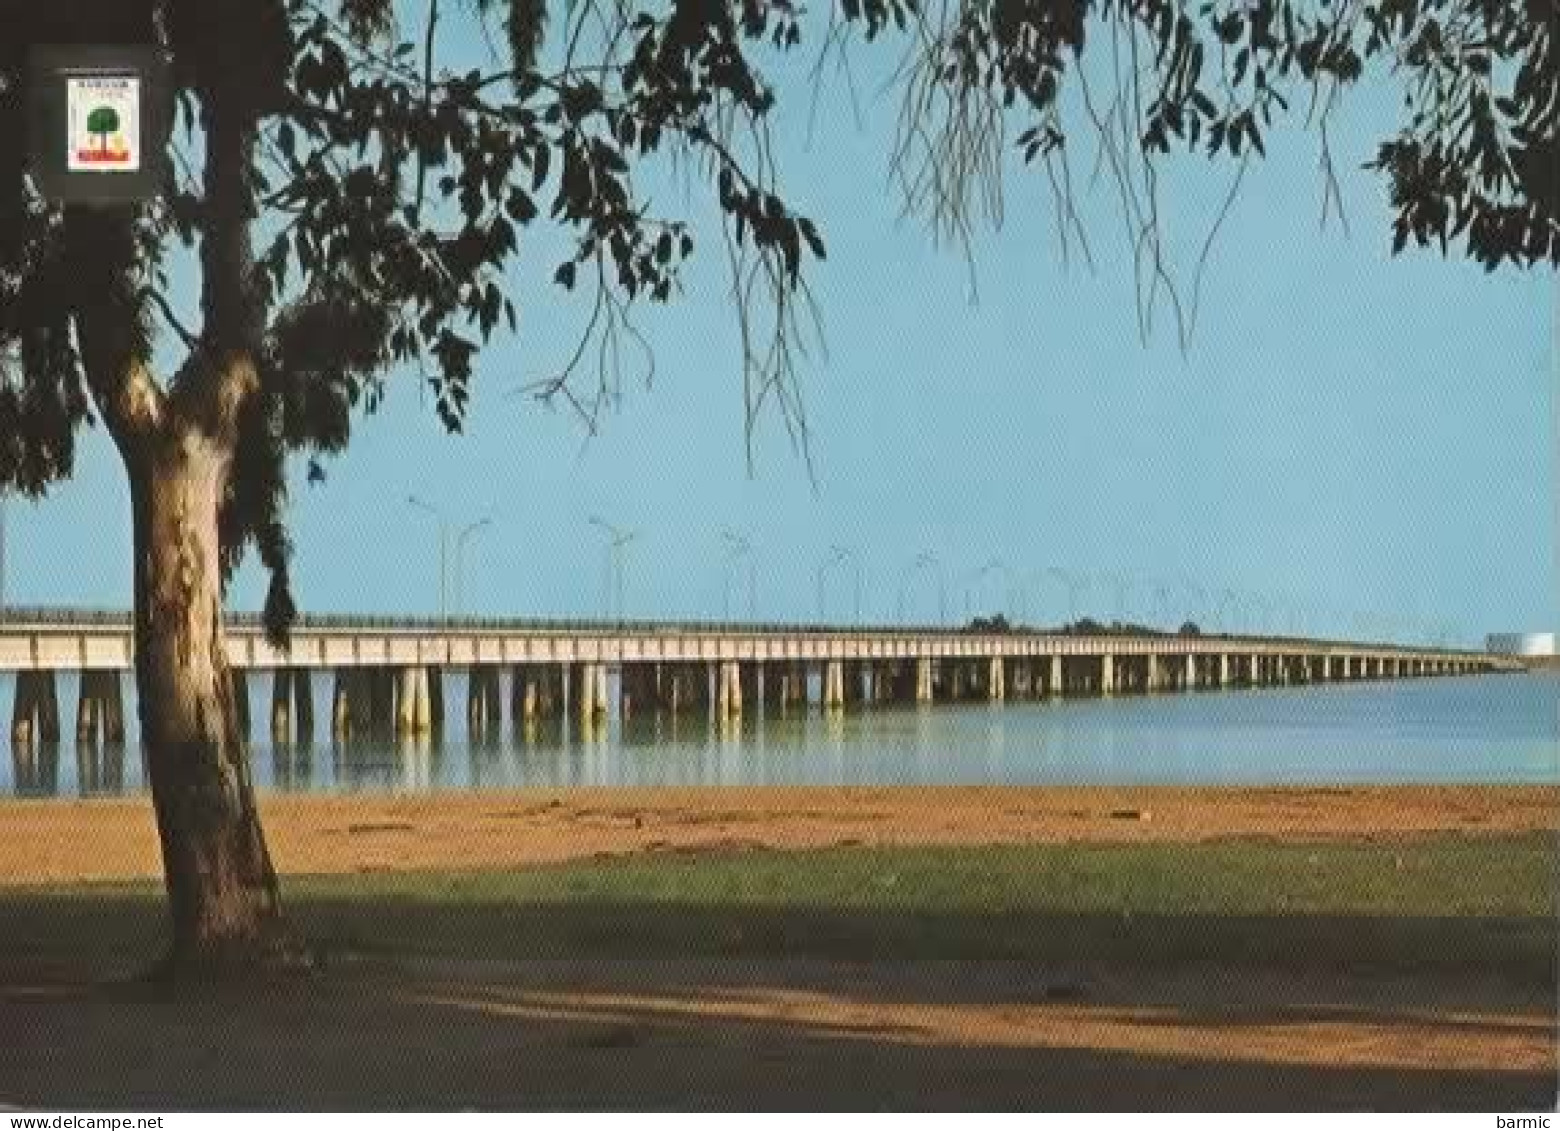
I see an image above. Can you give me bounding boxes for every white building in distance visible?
[1487,632,1558,656]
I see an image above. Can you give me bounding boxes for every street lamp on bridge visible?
[589,516,639,621]
[898,551,948,625]
[406,495,449,618]
[719,527,757,621]
[817,545,862,624]
[452,518,493,616]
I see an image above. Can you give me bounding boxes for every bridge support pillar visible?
[1048,654,1063,696]
[331,669,365,740]
[1145,654,1160,693]
[839,661,862,706]
[566,663,603,726]
[331,670,350,740]
[75,671,126,746]
[271,669,292,744]
[592,663,609,719]
[619,663,655,720]
[413,667,432,733]
[512,664,559,723]
[428,666,445,732]
[823,660,845,709]
[11,730,58,794]
[1100,654,1115,696]
[715,661,744,719]
[397,668,416,735]
[471,665,504,736]
[988,656,1006,701]
[18,667,61,745]
[75,674,97,746]
[915,658,935,703]
[744,662,763,712]
[1216,654,1229,687]
[761,663,787,713]
[295,670,314,742]
[760,663,788,714]
[395,667,432,736]
[661,663,697,715]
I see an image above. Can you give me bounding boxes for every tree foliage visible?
[0,0,1554,637]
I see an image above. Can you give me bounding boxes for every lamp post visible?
[589,516,638,621]
[1044,566,1086,624]
[452,518,492,616]
[406,495,448,618]
[898,551,947,625]
[834,545,864,623]
[985,559,1020,623]
[962,559,1013,624]
[816,545,859,623]
[719,527,756,621]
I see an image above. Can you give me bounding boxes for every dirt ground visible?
[1,956,1553,1110]
[1,785,1555,1110]
[1,783,1554,884]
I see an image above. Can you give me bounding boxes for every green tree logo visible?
[85,105,119,155]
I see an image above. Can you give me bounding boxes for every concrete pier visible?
[11,734,58,794]
[986,656,1006,702]
[469,665,504,736]
[269,668,313,744]
[11,670,61,747]
[823,660,845,710]
[512,663,562,723]
[271,669,292,744]
[569,663,606,725]
[331,669,353,739]
[713,661,740,718]
[75,671,126,745]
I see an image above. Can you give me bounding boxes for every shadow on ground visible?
[0,892,1555,1110]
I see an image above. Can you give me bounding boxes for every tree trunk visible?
[129,427,291,972]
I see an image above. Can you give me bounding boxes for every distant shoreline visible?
[0,783,1552,886]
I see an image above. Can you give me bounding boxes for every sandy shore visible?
[1,784,1553,884]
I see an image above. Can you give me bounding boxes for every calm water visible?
[3,672,1556,798]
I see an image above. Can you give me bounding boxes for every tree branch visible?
[172,77,264,446]
[60,208,166,450]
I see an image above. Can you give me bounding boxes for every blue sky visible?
[5,28,1556,646]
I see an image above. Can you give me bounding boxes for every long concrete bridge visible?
[1,608,1517,748]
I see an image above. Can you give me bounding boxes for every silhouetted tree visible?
[1,0,1553,972]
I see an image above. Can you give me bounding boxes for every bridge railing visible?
[0,605,1498,657]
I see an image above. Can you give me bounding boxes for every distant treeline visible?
[964,615,1202,637]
